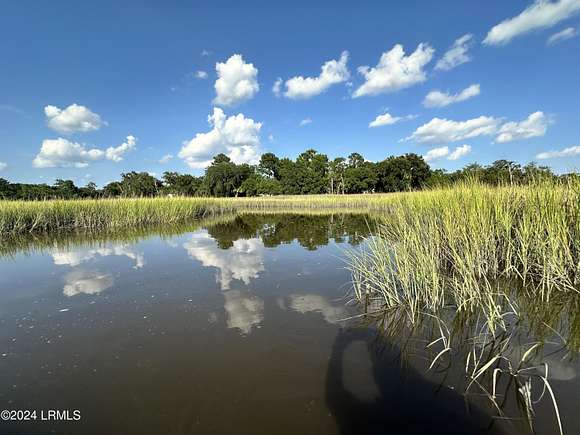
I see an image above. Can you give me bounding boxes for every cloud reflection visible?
[63,269,114,297]
[183,232,264,290]
[52,244,145,269]
[286,294,347,324]
[223,290,264,335]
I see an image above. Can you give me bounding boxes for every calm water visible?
[0,214,578,434]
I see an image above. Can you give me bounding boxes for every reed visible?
[348,179,580,326]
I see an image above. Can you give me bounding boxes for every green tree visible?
[162,172,202,196]
[119,172,161,197]
[376,153,431,192]
[344,153,377,193]
[328,157,346,194]
[54,179,79,199]
[258,152,281,179]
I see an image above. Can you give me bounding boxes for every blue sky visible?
[1,0,580,186]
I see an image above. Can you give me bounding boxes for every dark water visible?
[0,214,578,434]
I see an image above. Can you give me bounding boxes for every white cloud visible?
[369,112,415,127]
[33,135,136,168]
[435,34,474,71]
[195,70,208,79]
[547,26,578,44]
[272,78,283,97]
[44,104,106,134]
[0,162,6,171]
[484,0,580,45]
[299,118,312,126]
[423,84,481,108]
[268,134,274,142]
[536,145,580,159]
[213,54,259,106]
[424,146,450,162]
[178,108,262,169]
[424,144,472,162]
[495,111,548,143]
[105,135,137,162]
[159,154,173,164]
[201,49,211,56]
[353,43,434,97]
[407,116,501,144]
[448,144,472,160]
[281,51,350,99]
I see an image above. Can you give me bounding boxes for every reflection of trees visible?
[205,213,374,251]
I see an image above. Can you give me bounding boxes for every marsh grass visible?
[349,179,580,324]
[0,197,238,235]
[348,179,580,434]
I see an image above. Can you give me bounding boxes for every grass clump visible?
[349,179,580,323]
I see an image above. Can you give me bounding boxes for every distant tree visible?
[79,182,99,198]
[204,155,253,197]
[328,157,346,194]
[344,154,377,193]
[294,149,329,194]
[258,152,281,179]
[54,179,79,199]
[0,178,12,199]
[119,172,161,197]
[376,153,431,192]
[162,172,202,196]
[103,181,123,197]
[425,169,452,188]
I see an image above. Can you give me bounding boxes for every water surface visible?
[0,213,578,434]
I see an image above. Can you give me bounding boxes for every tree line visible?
[0,149,572,200]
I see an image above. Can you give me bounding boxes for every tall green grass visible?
[0,197,237,235]
[349,179,580,325]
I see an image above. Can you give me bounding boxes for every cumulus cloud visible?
[105,135,137,162]
[484,0,580,45]
[424,144,472,162]
[195,70,208,79]
[536,145,580,159]
[423,84,481,108]
[353,43,434,97]
[406,116,500,144]
[0,162,6,171]
[159,154,173,164]
[448,144,472,160]
[33,135,136,168]
[281,51,350,99]
[424,146,450,162]
[44,104,106,134]
[369,112,415,127]
[495,111,548,143]
[435,34,474,71]
[547,26,578,44]
[178,108,262,169]
[213,54,259,106]
[299,118,312,126]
